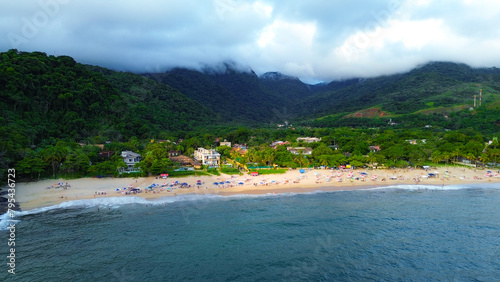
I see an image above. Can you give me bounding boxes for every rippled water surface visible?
[1,184,499,281]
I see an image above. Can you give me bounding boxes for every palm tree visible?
[246,148,257,164]
[431,151,442,165]
[41,145,67,178]
[367,152,377,167]
[294,152,307,168]
[466,153,476,167]
[442,152,450,166]
[320,157,329,167]
[262,148,275,166]
[452,148,463,163]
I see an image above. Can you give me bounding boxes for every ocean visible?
[1,183,500,281]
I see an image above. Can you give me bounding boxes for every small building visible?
[99,150,114,159]
[369,146,381,152]
[194,148,221,167]
[287,147,313,155]
[270,141,290,149]
[121,151,141,171]
[170,155,202,169]
[168,150,180,158]
[297,137,321,143]
[406,139,427,145]
[231,144,247,156]
[220,141,232,147]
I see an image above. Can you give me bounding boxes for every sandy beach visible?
[11,167,500,211]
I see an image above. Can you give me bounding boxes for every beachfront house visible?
[194,148,221,167]
[171,155,202,169]
[121,151,141,171]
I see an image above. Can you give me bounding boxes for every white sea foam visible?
[365,183,500,191]
[0,212,18,231]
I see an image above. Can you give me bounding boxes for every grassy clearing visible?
[248,168,288,175]
[220,167,242,175]
[164,170,211,177]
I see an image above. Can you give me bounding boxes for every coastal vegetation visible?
[1,50,499,181]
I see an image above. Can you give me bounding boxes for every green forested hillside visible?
[295,62,500,134]
[297,62,500,118]
[0,50,216,142]
[86,65,219,132]
[143,67,250,122]
[0,51,499,182]
[145,61,500,131]
[0,50,217,175]
[145,65,313,123]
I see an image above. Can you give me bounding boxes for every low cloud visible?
[1,0,499,82]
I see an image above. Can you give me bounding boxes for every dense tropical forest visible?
[0,50,499,181]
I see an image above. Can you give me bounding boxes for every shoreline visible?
[6,167,499,211]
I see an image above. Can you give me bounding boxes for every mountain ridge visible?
[1,49,499,135]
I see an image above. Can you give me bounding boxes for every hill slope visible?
[297,62,500,118]
[144,64,316,124]
[0,50,217,145]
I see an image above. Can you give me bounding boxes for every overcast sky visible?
[2,0,500,82]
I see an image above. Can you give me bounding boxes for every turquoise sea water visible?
[1,183,500,281]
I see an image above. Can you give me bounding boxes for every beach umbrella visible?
[225,181,231,183]
[219,182,225,185]
[360,172,368,175]
[213,182,219,185]
[115,188,120,192]
[299,169,305,173]
[196,182,202,185]
[197,180,202,183]
[238,182,244,185]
